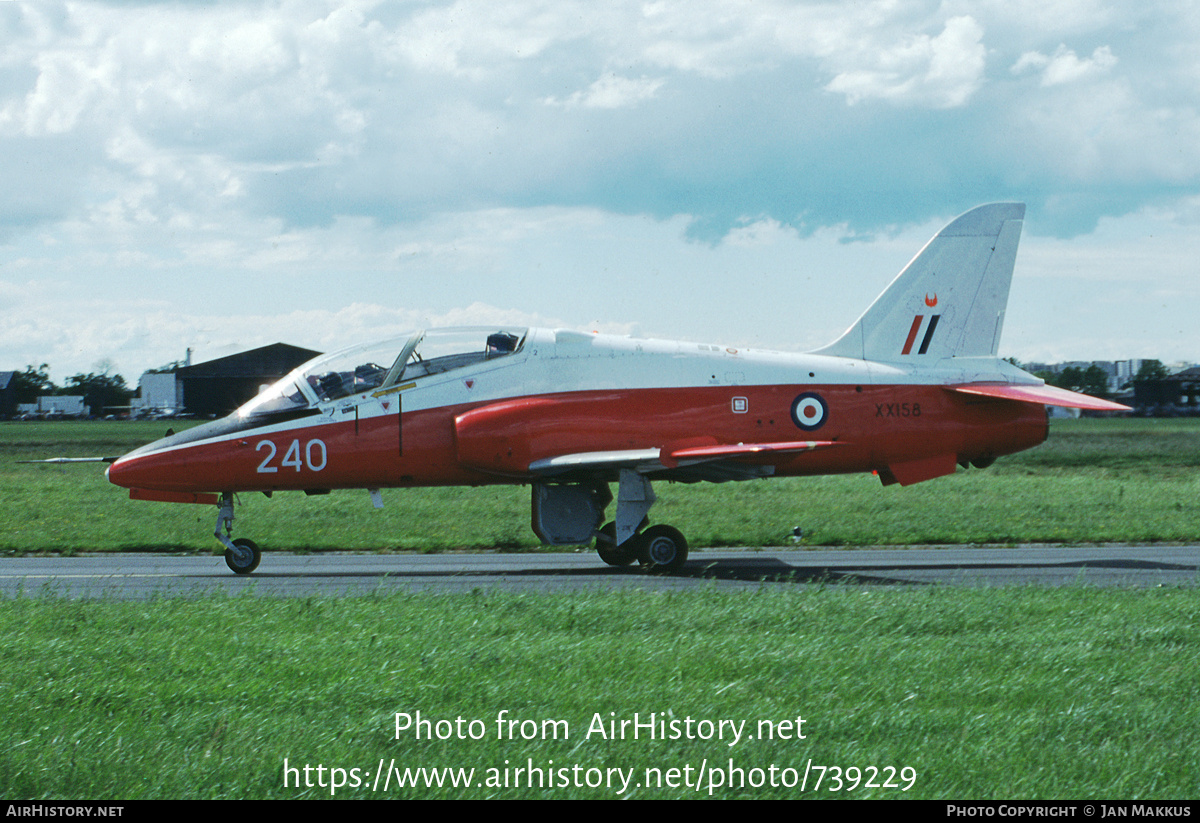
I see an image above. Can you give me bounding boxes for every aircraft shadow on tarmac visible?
[245,554,1200,587]
[681,556,1200,586]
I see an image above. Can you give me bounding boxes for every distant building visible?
[1116,359,1144,389]
[0,372,15,418]
[17,396,89,418]
[131,372,185,418]
[173,343,321,417]
[1133,366,1200,414]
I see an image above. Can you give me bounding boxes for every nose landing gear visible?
[224,538,262,575]
[215,492,262,575]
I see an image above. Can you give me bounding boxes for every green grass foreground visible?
[2,585,1199,799]
[3,417,1200,552]
[3,419,1200,800]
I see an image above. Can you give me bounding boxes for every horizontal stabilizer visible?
[949,383,1131,411]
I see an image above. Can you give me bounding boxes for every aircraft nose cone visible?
[106,433,195,492]
[106,416,244,493]
[106,450,161,490]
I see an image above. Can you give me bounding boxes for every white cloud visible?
[1,0,1199,378]
[545,74,666,109]
[722,217,797,248]
[1012,44,1118,86]
[1011,77,1200,186]
[825,16,986,108]
[393,0,611,78]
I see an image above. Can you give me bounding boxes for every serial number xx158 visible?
[875,402,921,418]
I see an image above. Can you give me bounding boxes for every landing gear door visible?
[531,482,612,545]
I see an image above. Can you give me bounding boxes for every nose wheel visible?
[224,538,262,575]
[215,492,262,575]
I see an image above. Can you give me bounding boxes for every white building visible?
[132,372,183,417]
[17,396,89,418]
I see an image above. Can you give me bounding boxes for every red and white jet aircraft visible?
[102,203,1127,574]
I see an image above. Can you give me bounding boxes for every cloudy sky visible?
[1,0,1198,382]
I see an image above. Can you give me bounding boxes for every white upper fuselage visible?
[392,327,1033,419]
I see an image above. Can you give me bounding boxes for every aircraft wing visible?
[529,439,840,483]
[948,383,1131,411]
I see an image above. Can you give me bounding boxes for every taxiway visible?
[0,545,1196,599]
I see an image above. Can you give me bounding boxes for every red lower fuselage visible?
[107,382,1047,496]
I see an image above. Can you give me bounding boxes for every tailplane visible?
[815,203,1025,362]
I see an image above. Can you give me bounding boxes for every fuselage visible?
[106,326,1049,496]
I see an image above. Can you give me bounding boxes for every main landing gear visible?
[215,492,261,575]
[596,521,689,574]
[532,470,691,574]
[594,471,689,574]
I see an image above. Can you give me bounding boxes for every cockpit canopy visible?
[237,327,528,418]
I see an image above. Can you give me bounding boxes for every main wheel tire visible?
[224,538,261,575]
[640,525,688,574]
[595,522,637,567]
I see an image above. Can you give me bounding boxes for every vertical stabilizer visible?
[814,203,1025,362]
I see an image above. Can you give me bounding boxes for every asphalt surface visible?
[1,545,1197,599]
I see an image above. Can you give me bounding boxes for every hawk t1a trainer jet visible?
[103,203,1127,574]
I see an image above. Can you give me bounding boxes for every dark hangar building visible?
[0,372,16,419]
[177,343,321,418]
[1133,366,1200,415]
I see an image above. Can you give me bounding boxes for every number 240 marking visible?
[256,439,327,473]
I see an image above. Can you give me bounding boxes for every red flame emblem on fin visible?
[924,293,938,308]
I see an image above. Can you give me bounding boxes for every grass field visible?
[2,586,1199,799]
[2,418,1199,800]
[3,417,1200,553]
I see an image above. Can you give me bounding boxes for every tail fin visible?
[814,203,1025,362]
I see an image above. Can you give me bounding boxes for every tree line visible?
[1002,359,1172,397]
[8,364,134,415]
[1050,360,1168,396]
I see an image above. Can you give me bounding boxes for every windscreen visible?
[236,333,417,417]
[234,328,526,418]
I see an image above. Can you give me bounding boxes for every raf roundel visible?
[790,392,828,431]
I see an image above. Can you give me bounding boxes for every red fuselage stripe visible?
[901,316,923,355]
